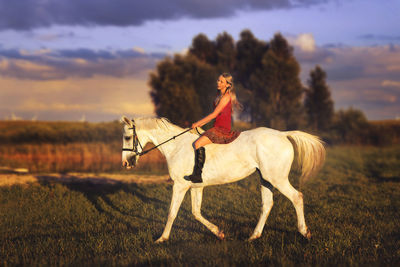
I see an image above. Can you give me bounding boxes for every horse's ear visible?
[120,116,133,127]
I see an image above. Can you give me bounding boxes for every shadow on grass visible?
[35,174,169,223]
[32,174,309,243]
[34,174,203,240]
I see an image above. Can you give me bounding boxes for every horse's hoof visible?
[155,237,167,243]
[247,234,260,242]
[217,230,225,240]
[305,228,312,240]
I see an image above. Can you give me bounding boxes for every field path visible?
[0,173,172,186]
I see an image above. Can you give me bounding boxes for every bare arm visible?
[192,94,230,128]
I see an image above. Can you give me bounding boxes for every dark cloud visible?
[293,41,400,119]
[0,47,165,62]
[295,44,400,82]
[0,48,30,59]
[326,65,365,81]
[56,49,116,61]
[35,31,76,41]
[359,34,400,41]
[0,0,329,31]
[294,47,334,63]
[322,43,348,48]
[0,47,166,80]
[156,44,173,50]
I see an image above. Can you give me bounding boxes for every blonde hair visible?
[215,73,243,112]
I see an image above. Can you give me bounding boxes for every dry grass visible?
[0,142,167,173]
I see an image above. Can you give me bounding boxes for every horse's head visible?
[120,116,143,169]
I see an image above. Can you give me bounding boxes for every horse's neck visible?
[146,127,183,158]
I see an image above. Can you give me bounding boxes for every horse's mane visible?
[134,117,185,132]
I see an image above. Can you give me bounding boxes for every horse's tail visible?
[285,131,326,181]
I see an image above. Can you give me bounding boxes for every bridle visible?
[122,119,193,157]
[122,123,144,155]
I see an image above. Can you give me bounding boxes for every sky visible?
[0,0,399,122]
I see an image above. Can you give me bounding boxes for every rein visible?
[123,124,193,156]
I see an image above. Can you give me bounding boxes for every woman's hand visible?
[191,121,202,129]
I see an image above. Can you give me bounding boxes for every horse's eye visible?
[124,136,131,141]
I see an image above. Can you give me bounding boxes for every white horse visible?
[121,116,325,243]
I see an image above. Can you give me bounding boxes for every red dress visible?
[202,99,240,144]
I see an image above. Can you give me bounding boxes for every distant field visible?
[0,120,121,144]
[0,142,167,173]
[1,146,399,265]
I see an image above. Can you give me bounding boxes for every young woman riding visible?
[187,73,242,183]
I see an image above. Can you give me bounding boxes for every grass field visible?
[1,146,399,266]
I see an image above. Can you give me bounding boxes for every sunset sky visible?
[0,0,399,121]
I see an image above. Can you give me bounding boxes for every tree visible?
[304,65,334,131]
[250,33,304,129]
[189,34,216,65]
[214,32,236,73]
[235,30,269,123]
[333,108,369,144]
[149,54,216,127]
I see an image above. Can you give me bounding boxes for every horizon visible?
[1,115,400,124]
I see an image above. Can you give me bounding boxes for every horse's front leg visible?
[191,187,224,240]
[155,183,190,243]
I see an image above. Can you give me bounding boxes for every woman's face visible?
[217,76,228,91]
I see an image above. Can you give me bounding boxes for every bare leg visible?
[248,183,273,241]
[194,135,212,149]
[155,183,190,243]
[191,187,224,239]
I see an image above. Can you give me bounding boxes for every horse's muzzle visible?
[122,153,137,169]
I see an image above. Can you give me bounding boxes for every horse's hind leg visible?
[248,178,274,241]
[191,187,224,240]
[272,177,311,239]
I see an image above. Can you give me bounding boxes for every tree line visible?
[149,30,399,145]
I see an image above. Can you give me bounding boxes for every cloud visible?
[289,33,334,63]
[10,112,23,121]
[133,47,146,54]
[290,39,400,119]
[294,44,400,82]
[359,34,400,41]
[294,33,316,52]
[0,0,330,30]
[0,47,165,80]
[0,76,155,121]
[382,80,400,88]
[35,32,76,41]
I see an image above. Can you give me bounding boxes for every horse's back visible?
[200,127,293,185]
[205,127,289,153]
[204,127,292,165]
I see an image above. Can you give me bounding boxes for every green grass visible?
[1,146,399,266]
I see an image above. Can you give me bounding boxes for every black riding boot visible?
[186,147,205,183]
